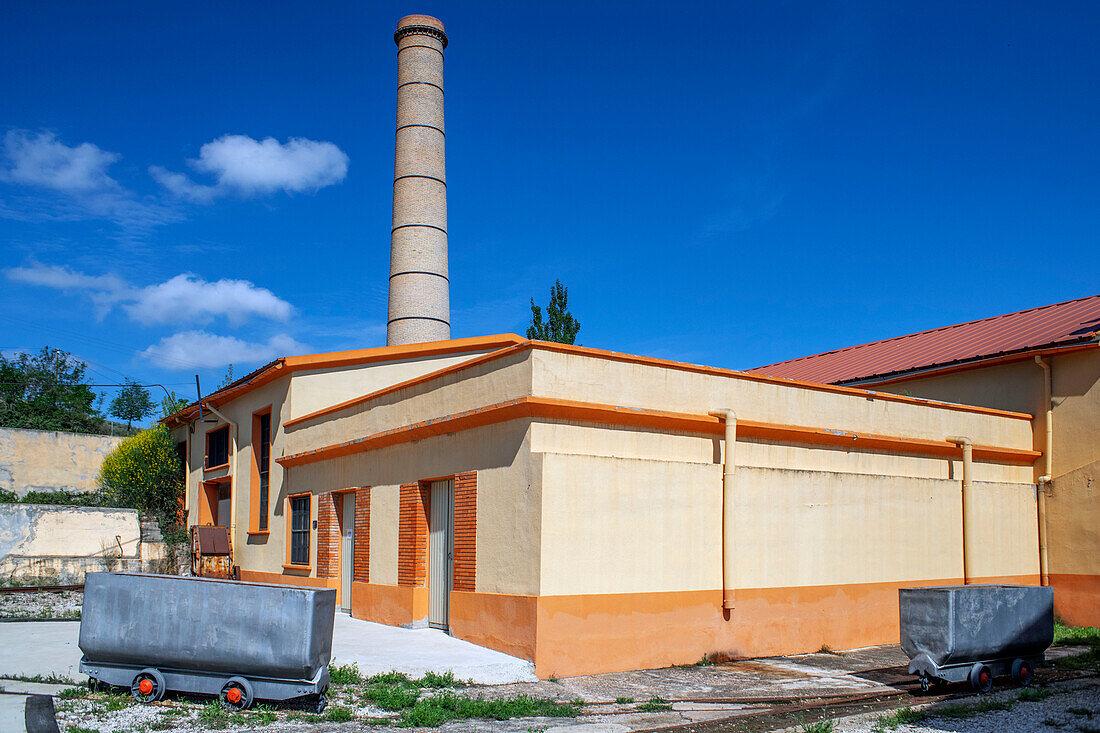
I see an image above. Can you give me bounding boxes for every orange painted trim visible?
[842,342,1100,388]
[239,569,338,590]
[284,344,529,428]
[966,574,1041,586]
[282,563,312,572]
[202,462,230,473]
[246,531,270,537]
[248,406,273,534]
[527,341,1034,421]
[277,396,1041,468]
[164,334,526,426]
[350,581,430,626]
[1048,573,1100,627]
[285,491,312,570]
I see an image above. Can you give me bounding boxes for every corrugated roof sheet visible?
[749,294,1100,385]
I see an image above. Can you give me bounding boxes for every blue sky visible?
[2,1,1097,418]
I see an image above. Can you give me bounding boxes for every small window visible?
[290,495,310,565]
[206,426,229,468]
[258,414,271,531]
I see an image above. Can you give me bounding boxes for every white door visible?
[428,479,454,630]
[340,494,354,612]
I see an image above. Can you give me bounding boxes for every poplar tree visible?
[527,279,581,345]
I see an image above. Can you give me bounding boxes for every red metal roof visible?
[749,294,1100,385]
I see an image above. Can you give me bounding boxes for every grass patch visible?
[366,683,422,711]
[330,662,364,685]
[197,700,231,729]
[248,711,277,725]
[102,692,131,712]
[873,706,928,731]
[975,696,1015,714]
[66,727,97,733]
[1019,686,1057,702]
[57,684,88,699]
[418,671,456,688]
[325,705,355,722]
[637,697,673,712]
[287,711,322,722]
[8,672,79,685]
[802,721,836,733]
[615,696,635,704]
[398,693,581,728]
[1055,621,1100,645]
[1068,707,1093,717]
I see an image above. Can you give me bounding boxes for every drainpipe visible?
[708,409,737,610]
[947,436,972,585]
[204,403,238,531]
[1034,356,1052,586]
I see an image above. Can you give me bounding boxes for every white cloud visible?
[139,331,308,370]
[0,131,120,192]
[151,135,349,201]
[0,130,180,233]
[4,263,294,326]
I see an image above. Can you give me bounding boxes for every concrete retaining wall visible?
[0,427,124,497]
[0,504,141,584]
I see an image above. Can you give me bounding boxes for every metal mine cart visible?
[78,572,336,711]
[899,584,1054,692]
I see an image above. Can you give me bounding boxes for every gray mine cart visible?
[78,572,335,711]
[900,584,1054,692]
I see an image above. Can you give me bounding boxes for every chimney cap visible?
[395,15,447,48]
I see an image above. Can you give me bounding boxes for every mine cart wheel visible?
[1012,659,1034,687]
[220,676,254,711]
[131,668,166,703]
[969,662,993,692]
[313,691,328,714]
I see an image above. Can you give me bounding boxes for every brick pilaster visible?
[453,471,477,592]
[398,482,428,586]
[316,492,340,578]
[354,487,371,583]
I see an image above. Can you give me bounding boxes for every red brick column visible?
[354,487,370,583]
[453,471,477,591]
[316,492,340,578]
[398,483,428,586]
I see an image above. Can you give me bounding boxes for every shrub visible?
[97,424,183,521]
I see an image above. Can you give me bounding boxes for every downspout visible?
[1034,356,1052,586]
[204,403,238,532]
[708,409,736,610]
[947,436,972,584]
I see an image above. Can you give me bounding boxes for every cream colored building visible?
[752,294,1099,629]
[168,334,1042,677]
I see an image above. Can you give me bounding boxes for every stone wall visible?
[0,427,124,497]
[0,504,141,584]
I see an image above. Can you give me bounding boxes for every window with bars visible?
[258,413,271,531]
[206,426,229,468]
[290,495,310,565]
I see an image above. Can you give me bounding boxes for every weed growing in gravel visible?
[637,697,672,712]
[102,692,132,712]
[975,696,1015,714]
[197,700,231,729]
[287,711,322,722]
[325,705,355,722]
[615,697,635,704]
[419,670,457,688]
[330,662,364,684]
[366,682,422,710]
[695,653,715,666]
[801,721,836,733]
[1068,707,1093,717]
[66,727,96,733]
[10,672,78,685]
[873,706,928,731]
[1019,687,1057,703]
[58,684,88,699]
[397,692,581,727]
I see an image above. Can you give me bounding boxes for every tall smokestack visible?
[388,14,450,346]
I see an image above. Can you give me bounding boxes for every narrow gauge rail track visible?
[0,584,83,594]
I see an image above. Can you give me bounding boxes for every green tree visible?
[158,390,190,419]
[97,424,184,520]
[527,279,581,344]
[0,347,103,433]
[109,379,155,429]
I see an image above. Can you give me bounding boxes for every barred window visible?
[258,413,271,531]
[290,495,310,566]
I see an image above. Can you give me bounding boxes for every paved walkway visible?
[0,613,537,686]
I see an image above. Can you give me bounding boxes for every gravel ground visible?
[0,589,82,619]
[796,679,1100,733]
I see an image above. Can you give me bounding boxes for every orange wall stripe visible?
[277,396,1041,468]
[284,344,529,428]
